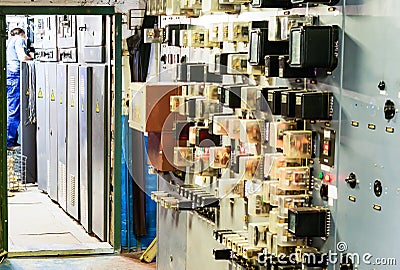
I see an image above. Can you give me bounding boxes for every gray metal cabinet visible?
[57,15,77,63]
[35,62,49,192]
[57,15,76,49]
[91,64,108,241]
[35,16,58,62]
[57,63,68,211]
[20,62,37,184]
[66,64,80,221]
[78,65,93,233]
[77,15,105,63]
[47,62,58,201]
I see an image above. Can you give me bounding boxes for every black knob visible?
[374,180,383,197]
[160,54,167,64]
[378,80,386,91]
[320,183,329,201]
[345,173,358,189]
[384,99,396,120]
[180,55,187,63]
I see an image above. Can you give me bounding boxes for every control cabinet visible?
[35,62,49,192]
[57,63,68,211]
[134,1,400,269]
[66,64,80,221]
[47,62,58,201]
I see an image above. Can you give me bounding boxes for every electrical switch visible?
[345,172,358,189]
[374,180,383,197]
[384,99,396,120]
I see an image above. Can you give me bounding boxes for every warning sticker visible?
[38,88,43,99]
[51,90,55,101]
[96,100,100,113]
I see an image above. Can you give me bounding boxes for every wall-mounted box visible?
[129,83,182,132]
[289,25,339,71]
[295,91,333,120]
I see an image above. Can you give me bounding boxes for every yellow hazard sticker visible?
[38,88,43,99]
[96,100,100,113]
[51,90,55,101]
[71,95,75,107]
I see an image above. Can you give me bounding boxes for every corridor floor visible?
[8,186,113,255]
[0,255,156,270]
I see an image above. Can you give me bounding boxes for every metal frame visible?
[0,6,122,253]
[0,14,8,256]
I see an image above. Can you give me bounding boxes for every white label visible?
[282,95,287,103]
[268,93,273,101]
[328,185,338,199]
[296,96,302,105]
[324,129,331,139]
[320,164,332,172]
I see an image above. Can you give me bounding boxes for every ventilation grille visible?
[80,75,85,96]
[70,75,76,93]
[70,174,76,206]
[59,162,66,200]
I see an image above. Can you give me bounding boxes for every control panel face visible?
[132,0,400,269]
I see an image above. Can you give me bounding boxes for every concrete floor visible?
[8,186,113,256]
[0,255,156,270]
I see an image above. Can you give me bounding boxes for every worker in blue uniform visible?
[6,28,32,148]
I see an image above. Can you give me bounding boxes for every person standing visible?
[6,27,32,148]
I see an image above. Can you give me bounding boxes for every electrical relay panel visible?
[129,0,400,269]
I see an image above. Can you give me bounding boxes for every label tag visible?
[51,90,55,101]
[324,129,331,138]
[328,184,338,199]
